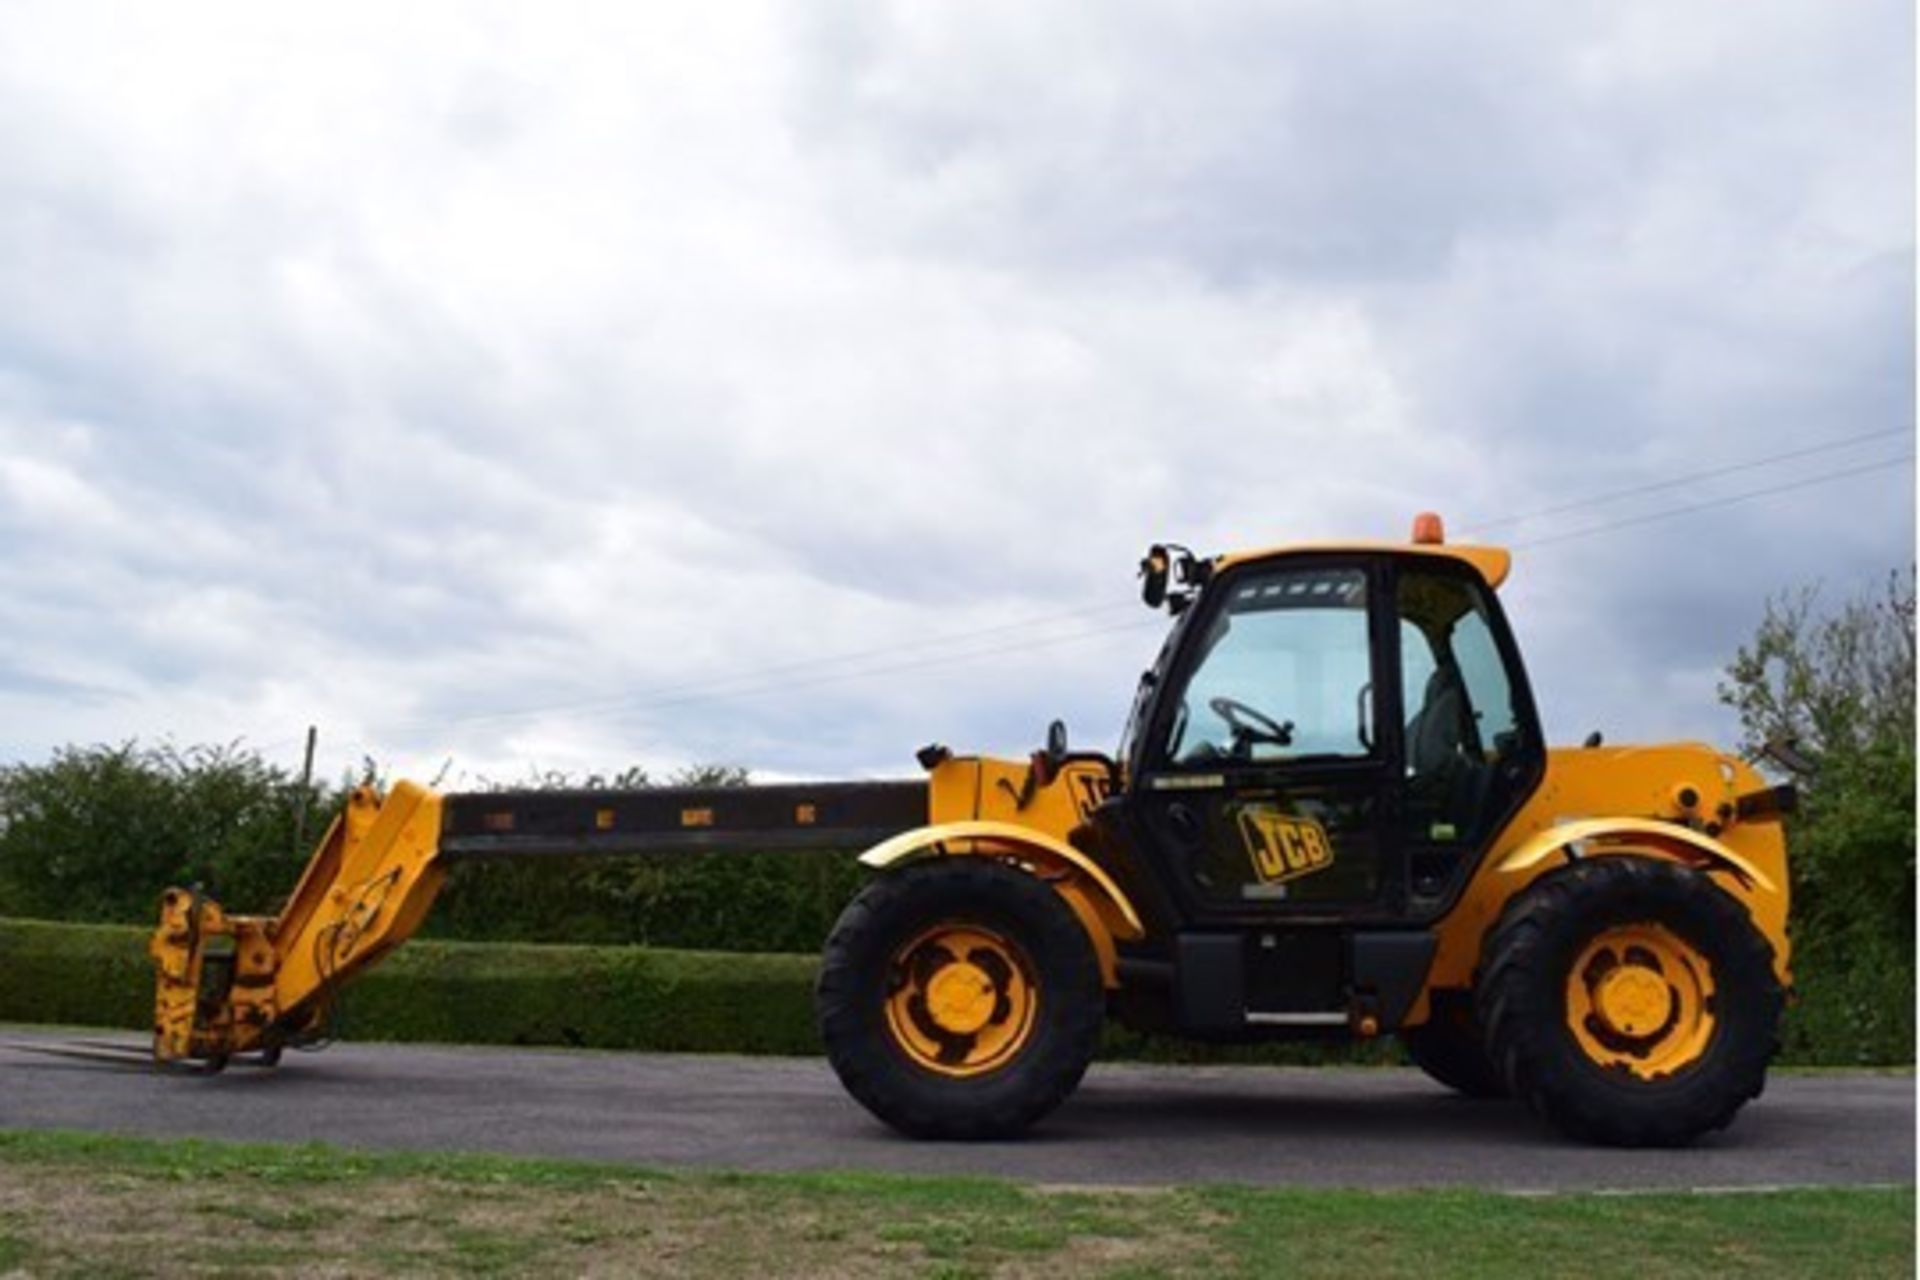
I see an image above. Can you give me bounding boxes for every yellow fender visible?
[859,820,1145,986]
[1496,817,1776,895]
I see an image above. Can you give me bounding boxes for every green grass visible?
[1203,1183,1913,1279]
[0,1129,1910,1278]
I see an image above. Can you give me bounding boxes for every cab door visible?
[1129,557,1404,923]
[1393,559,1547,911]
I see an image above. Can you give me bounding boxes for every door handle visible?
[1357,682,1374,752]
[1167,802,1203,846]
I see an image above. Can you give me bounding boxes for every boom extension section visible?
[149,779,927,1067]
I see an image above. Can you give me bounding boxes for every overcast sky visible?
[0,1,1912,787]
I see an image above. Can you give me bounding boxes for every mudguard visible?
[859,820,1146,985]
[1495,817,1776,895]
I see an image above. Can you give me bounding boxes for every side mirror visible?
[1140,542,1210,612]
[1029,719,1069,791]
[1140,546,1170,608]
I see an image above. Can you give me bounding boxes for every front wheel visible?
[1401,992,1507,1098]
[1477,857,1783,1146]
[816,858,1104,1140]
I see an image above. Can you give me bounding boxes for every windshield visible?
[1159,566,1373,766]
[1117,602,1198,773]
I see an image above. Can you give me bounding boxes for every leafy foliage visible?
[1720,568,1915,1063]
[0,742,327,923]
[422,763,871,953]
[0,748,862,955]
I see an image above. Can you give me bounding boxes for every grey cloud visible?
[0,663,123,706]
[0,0,1908,783]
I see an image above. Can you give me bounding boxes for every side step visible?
[1171,930,1439,1036]
[1243,1012,1349,1027]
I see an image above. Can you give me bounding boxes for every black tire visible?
[1477,857,1782,1147]
[816,858,1104,1140]
[1401,992,1507,1098]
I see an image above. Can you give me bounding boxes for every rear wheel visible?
[1477,858,1782,1146]
[817,859,1104,1139]
[1401,992,1506,1098]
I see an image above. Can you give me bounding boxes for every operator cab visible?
[1116,516,1544,923]
[1092,516,1547,1034]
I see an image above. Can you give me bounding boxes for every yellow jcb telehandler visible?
[150,515,1794,1147]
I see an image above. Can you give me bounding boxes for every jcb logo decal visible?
[1069,771,1111,820]
[1237,809,1335,885]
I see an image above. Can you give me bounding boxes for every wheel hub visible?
[1593,965,1673,1038]
[1565,921,1717,1080]
[925,961,996,1034]
[883,923,1039,1078]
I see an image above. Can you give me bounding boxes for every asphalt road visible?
[1,1029,1910,1191]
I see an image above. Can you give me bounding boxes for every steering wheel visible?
[1208,696,1294,752]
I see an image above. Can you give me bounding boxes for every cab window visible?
[1397,568,1525,845]
[1161,566,1373,766]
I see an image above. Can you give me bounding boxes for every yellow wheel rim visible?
[1566,923,1716,1080]
[884,923,1039,1078]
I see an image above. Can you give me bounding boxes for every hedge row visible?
[3,917,1905,1065]
[422,851,871,954]
[0,744,870,956]
[3,745,1908,1066]
[0,917,822,1056]
[0,917,1375,1064]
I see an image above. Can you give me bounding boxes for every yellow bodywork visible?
[1565,922,1719,1079]
[1216,540,1512,589]
[865,550,1792,1035]
[866,742,1792,1023]
[1222,535,1792,1028]
[150,782,446,1063]
[883,922,1041,1077]
[1410,748,1791,1025]
[146,526,1795,1061]
[860,757,1144,986]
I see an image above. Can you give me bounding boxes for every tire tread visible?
[1476,857,1782,1147]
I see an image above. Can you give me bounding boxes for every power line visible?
[579,617,1163,726]
[1512,453,1911,550]
[1458,425,1912,536]
[254,426,1913,754]
[541,450,1912,728]
[384,600,1140,736]
[270,618,1162,762]
[442,426,1911,731]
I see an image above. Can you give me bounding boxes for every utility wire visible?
[1511,453,1912,549]
[259,621,1163,765]
[254,426,1912,754]
[569,452,1911,725]
[531,449,1913,727]
[446,425,1911,729]
[1458,425,1911,536]
[581,617,1163,725]
[373,601,1141,737]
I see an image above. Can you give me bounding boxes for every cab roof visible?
[1212,540,1512,589]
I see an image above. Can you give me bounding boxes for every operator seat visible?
[1406,667,1493,842]
[1408,668,1470,776]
